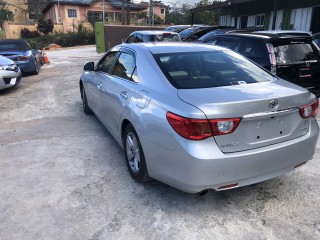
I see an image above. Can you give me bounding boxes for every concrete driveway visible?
[1,46,320,240]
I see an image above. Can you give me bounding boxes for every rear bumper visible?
[16,60,36,73]
[142,119,319,193]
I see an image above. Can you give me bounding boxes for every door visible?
[99,48,138,139]
[89,50,119,117]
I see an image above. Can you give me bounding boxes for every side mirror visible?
[84,62,94,71]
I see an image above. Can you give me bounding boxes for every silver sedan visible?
[0,55,22,90]
[79,42,319,194]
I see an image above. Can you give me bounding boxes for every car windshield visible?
[0,43,27,51]
[273,42,317,64]
[154,50,275,89]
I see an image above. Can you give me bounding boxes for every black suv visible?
[207,32,320,96]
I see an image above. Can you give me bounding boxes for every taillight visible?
[299,100,319,119]
[166,112,241,140]
[166,112,212,140]
[266,43,277,74]
[16,55,29,61]
[209,118,241,136]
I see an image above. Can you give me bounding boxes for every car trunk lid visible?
[177,80,315,153]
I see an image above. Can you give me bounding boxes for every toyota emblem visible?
[269,99,279,110]
[306,61,310,67]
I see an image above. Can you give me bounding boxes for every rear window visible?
[154,34,180,42]
[179,28,196,39]
[153,50,275,89]
[0,42,28,51]
[273,42,318,64]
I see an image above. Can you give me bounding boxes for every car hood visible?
[177,79,314,119]
[0,55,15,65]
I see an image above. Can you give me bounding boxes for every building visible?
[42,0,166,33]
[191,0,320,33]
[3,0,29,24]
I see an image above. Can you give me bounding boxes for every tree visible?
[37,16,54,35]
[27,0,50,20]
[0,0,13,29]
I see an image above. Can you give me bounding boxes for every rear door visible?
[272,38,320,91]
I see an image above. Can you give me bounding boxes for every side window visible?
[136,34,144,42]
[238,38,267,59]
[216,38,240,52]
[112,52,136,81]
[205,36,218,44]
[96,52,118,73]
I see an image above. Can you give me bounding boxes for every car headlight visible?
[0,64,18,71]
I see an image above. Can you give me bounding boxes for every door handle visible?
[120,91,128,99]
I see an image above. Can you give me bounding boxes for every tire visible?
[33,62,40,75]
[82,87,92,115]
[124,124,150,182]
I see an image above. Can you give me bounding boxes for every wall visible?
[2,22,37,39]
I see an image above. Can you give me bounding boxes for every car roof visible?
[255,30,312,36]
[221,32,313,40]
[131,30,178,35]
[120,42,227,54]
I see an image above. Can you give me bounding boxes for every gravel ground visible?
[0,46,320,240]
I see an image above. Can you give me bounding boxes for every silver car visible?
[80,43,319,194]
[0,55,22,90]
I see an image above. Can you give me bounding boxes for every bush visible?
[21,28,40,38]
[25,31,95,49]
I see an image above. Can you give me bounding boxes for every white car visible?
[0,55,22,90]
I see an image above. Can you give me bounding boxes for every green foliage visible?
[21,28,40,38]
[0,0,13,28]
[165,0,219,25]
[154,14,164,25]
[37,17,54,35]
[26,31,95,50]
[136,11,148,20]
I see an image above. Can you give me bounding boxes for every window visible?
[273,43,318,64]
[255,14,265,27]
[161,9,165,16]
[96,52,118,73]
[154,51,274,89]
[216,38,240,51]
[68,9,77,18]
[112,52,136,80]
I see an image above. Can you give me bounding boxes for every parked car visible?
[197,28,236,43]
[206,32,320,96]
[164,24,205,33]
[179,26,218,41]
[123,31,181,43]
[313,32,320,48]
[0,39,42,75]
[0,55,22,90]
[80,42,319,194]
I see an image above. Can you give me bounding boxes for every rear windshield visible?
[179,28,197,39]
[274,42,318,64]
[153,50,275,89]
[154,34,180,42]
[0,42,29,51]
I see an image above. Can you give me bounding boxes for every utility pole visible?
[122,0,125,25]
[272,0,277,30]
[102,0,105,23]
[149,0,153,26]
